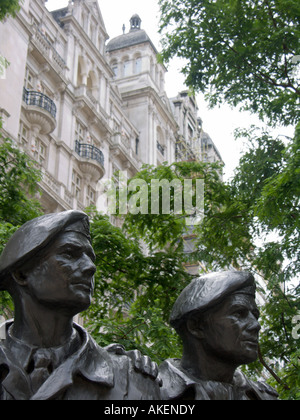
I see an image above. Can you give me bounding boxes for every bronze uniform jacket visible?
[159,359,279,401]
[0,322,161,400]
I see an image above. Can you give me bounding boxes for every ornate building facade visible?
[0,0,223,215]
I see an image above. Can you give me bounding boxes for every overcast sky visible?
[46,0,294,180]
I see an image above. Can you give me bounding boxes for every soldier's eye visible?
[233,309,248,318]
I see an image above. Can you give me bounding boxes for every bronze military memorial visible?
[159,271,278,400]
[0,211,278,400]
[0,211,161,400]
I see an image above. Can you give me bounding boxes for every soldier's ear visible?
[11,271,28,287]
[186,315,205,340]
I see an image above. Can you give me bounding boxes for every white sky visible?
[46,0,294,180]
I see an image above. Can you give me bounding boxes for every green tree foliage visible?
[0,128,43,226]
[159,0,300,127]
[85,149,299,398]
[0,120,42,317]
[0,0,37,320]
[157,0,299,398]
[84,210,191,363]
[0,0,298,399]
[0,0,22,21]
[0,54,9,79]
[84,162,221,362]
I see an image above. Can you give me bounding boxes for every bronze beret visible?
[0,210,90,290]
[170,271,256,329]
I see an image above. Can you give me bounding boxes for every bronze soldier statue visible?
[159,271,279,400]
[0,211,161,400]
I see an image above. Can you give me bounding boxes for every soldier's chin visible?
[241,344,259,364]
[72,292,92,313]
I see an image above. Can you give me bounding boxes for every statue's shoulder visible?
[234,370,279,400]
[76,334,161,400]
[159,358,198,400]
[105,344,162,400]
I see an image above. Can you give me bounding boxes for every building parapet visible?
[31,25,67,76]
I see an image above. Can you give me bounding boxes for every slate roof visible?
[106,29,158,54]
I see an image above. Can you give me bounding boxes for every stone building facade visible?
[170,91,223,164]
[106,14,178,167]
[0,0,223,215]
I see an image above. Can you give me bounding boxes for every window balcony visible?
[75,141,105,181]
[22,88,57,134]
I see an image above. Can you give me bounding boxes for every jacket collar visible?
[0,322,114,400]
[160,358,272,400]
[32,323,115,400]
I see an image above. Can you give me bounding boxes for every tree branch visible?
[263,0,278,29]
[225,43,300,96]
[258,345,290,391]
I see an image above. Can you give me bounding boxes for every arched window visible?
[157,127,166,157]
[77,56,87,86]
[123,57,131,77]
[134,55,142,74]
[111,60,119,78]
[87,70,99,101]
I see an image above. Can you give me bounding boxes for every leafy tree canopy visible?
[157,2,299,398]
[0,0,22,21]
[159,0,300,126]
[83,149,299,398]
[0,120,42,318]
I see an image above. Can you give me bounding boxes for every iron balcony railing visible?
[23,88,57,119]
[75,141,105,167]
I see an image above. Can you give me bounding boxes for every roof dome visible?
[106,14,157,53]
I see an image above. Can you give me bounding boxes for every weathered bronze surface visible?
[0,211,161,400]
[159,271,279,400]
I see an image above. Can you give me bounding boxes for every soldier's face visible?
[199,294,261,366]
[24,232,96,314]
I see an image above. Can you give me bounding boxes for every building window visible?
[72,170,82,201]
[75,120,86,143]
[157,127,166,156]
[188,124,194,144]
[24,69,34,90]
[123,59,130,77]
[135,57,142,74]
[37,83,54,101]
[18,122,30,148]
[87,71,99,101]
[32,138,47,166]
[135,138,140,155]
[112,62,118,78]
[86,185,96,207]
